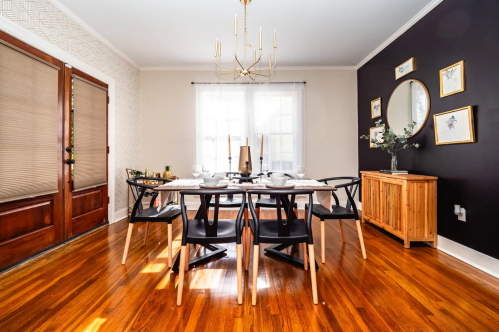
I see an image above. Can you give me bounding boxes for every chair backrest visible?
[179,190,246,245]
[126,177,171,215]
[317,176,360,212]
[247,189,314,245]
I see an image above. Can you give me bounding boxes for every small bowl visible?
[271,177,286,186]
[203,177,219,186]
[213,172,226,179]
[270,172,285,179]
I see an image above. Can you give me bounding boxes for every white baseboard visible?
[437,236,499,279]
[114,208,128,223]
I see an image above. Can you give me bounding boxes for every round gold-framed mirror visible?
[387,79,430,138]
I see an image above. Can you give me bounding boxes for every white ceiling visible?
[56,0,436,69]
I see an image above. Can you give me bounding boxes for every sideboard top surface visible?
[360,171,438,181]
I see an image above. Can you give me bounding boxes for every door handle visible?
[65,159,75,165]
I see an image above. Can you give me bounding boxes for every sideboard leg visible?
[404,240,410,249]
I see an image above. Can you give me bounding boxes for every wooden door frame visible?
[63,66,109,239]
[0,30,65,270]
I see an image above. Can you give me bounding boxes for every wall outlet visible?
[458,208,466,222]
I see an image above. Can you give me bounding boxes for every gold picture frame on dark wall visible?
[369,126,385,148]
[395,57,415,79]
[371,97,381,119]
[440,60,465,98]
[434,106,475,145]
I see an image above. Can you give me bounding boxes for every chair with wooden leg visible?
[304,177,366,263]
[208,190,251,271]
[247,189,318,305]
[252,173,299,269]
[122,177,182,266]
[176,189,246,306]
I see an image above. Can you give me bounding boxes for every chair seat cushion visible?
[209,197,247,208]
[305,203,355,219]
[248,219,308,244]
[134,205,182,222]
[186,219,241,244]
[255,197,298,209]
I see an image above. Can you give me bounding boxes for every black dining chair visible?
[247,189,318,305]
[122,177,182,266]
[207,173,252,269]
[176,189,246,306]
[304,177,366,263]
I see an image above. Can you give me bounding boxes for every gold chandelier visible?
[214,0,277,80]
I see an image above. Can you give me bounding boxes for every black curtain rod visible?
[191,82,306,85]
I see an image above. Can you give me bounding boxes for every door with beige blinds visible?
[64,67,108,239]
[0,31,65,271]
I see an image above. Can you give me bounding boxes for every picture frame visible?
[369,126,385,148]
[371,97,381,119]
[440,60,465,97]
[434,106,474,145]
[395,57,415,80]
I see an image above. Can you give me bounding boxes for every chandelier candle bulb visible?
[274,28,277,48]
[234,13,237,35]
[259,27,262,50]
[228,134,231,157]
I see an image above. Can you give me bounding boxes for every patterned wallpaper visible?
[0,0,140,214]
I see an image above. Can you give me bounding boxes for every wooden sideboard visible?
[360,171,437,249]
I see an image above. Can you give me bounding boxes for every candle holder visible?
[245,161,249,178]
[228,156,232,179]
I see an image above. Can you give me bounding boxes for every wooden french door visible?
[63,67,109,239]
[0,31,65,270]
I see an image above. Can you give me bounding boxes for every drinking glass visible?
[297,166,305,179]
[262,163,269,181]
[192,165,201,178]
[202,164,210,176]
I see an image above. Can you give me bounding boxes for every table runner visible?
[157,178,332,211]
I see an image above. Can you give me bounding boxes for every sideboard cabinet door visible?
[380,179,405,238]
[362,177,381,225]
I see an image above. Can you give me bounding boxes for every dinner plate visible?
[265,183,295,189]
[199,183,229,189]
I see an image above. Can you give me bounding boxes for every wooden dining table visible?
[154,181,336,273]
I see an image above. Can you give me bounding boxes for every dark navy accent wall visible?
[357,0,499,259]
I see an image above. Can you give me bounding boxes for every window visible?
[195,83,304,174]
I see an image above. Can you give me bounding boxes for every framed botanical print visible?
[369,126,385,148]
[434,106,474,145]
[371,97,381,118]
[395,57,415,79]
[440,60,465,97]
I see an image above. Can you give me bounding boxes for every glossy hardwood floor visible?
[1,210,499,331]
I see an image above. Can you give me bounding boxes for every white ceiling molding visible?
[355,0,444,69]
[49,0,140,69]
[140,65,357,72]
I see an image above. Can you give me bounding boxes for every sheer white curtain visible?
[195,83,304,175]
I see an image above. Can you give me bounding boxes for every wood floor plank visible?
[0,210,498,331]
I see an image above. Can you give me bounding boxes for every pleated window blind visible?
[72,76,107,192]
[0,42,60,204]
